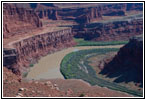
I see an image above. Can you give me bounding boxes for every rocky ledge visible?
[100,35,143,86]
[3,28,76,75]
[75,16,143,41]
[3,3,42,38]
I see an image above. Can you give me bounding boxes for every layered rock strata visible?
[75,17,143,41]
[37,9,59,20]
[35,3,143,23]
[3,48,17,67]
[3,3,42,38]
[75,7,102,24]
[4,28,76,75]
[36,6,103,23]
[35,3,59,20]
[6,3,143,25]
[100,36,143,86]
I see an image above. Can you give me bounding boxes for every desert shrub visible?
[29,64,34,67]
[79,93,85,97]
[23,72,28,78]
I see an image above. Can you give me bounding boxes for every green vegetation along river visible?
[60,48,143,97]
[74,38,128,46]
[26,45,122,80]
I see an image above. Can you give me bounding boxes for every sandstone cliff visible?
[57,3,142,24]
[34,3,59,20]
[36,9,59,20]
[101,3,126,16]
[36,6,102,23]
[3,3,77,76]
[75,16,143,41]
[4,28,76,75]
[100,36,143,86]
[96,3,142,16]
[75,7,102,24]
[3,3,42,38]
[6,3,142,24]
[5,3,143,24]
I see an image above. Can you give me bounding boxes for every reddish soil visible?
[3,67,132,97]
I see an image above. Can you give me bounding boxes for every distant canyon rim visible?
[3,3,143,97]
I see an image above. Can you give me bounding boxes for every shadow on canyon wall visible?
[99,36,143,87]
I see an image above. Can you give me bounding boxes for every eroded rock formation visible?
[5,3,143,24]
[3,48,20,75]
[3,3,143,76]
[100,36,143,86]
[36,9,59,20]
[34,3,59,20]
[75,17,143,41]
[56,3,142,23]
[3,3,42,38]
[36,6,103,23]
[75,7,102,24]
[4,28,76,75]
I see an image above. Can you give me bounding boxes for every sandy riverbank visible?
[26,45,123,80]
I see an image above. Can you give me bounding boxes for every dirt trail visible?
[26,45,123,80]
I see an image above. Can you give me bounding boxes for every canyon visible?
[100,35,143,86]
[8,3,143,24]
[3,3,42,38]
[74,16,143,41]
[85,35,143,93]
[3,3,76,75]
[4,28,76,75]
[26,45,122,80]
[3,3,143,97]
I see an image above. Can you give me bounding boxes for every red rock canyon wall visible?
[4,28,76,75]
[3,3,42,38]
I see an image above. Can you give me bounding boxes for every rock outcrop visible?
[75,7,102,24]
[3,48,20,75]
[36,9,59,20]
[126,3,143,11]
[95,3,142,16]
[36,6,103,23]
[4,28,76,75]
[3,3,42,38]
[71,3,143,40]
[34,3,59,20]
[100,36,143,86]
[56,3,142,24]
[5,3,143,24]
[3,3,77,76]
[101,3,126,16]
[75,17,143,41]
[3,48,17,66]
